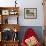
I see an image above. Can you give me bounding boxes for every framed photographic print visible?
[2,10,9,15]
[24,8,37,19]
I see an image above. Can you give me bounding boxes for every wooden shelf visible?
[0,7,19,10]
[0,7,20,46]
[0,24,20,32]
[0,40,19,46]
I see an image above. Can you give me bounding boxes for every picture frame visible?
[2,10,9,15]
[24,8,37,19]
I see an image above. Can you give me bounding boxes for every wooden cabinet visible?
[2,41,19,46]
[0,7,20,46]
[0,41,19,46]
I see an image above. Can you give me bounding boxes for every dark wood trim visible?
[0,7,19,10]
[0,24,20,32]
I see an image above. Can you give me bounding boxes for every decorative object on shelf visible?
[1,28,13,41]
[13,32,18,41]
[5,18,8,24]
[15,0,17,7]
[13,27,18,40]
[24,8,37,19]
[2,10,9,15]
[9,10,18,15]
[2,16,8,24]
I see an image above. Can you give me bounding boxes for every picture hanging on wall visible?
[24,8,37,19]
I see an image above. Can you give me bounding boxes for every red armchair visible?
[21,28,41,46]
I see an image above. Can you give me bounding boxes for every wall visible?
[0,0,44,26]
[18,0,44,26]
[43,0,46,26]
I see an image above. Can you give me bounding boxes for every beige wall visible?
[43,0,46,45]
[43,0,46,27]
[0,0,44,26]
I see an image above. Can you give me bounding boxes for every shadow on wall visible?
[18,26,43,44]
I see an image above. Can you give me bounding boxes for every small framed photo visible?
[24,8,37,19]
[2,10,9,15]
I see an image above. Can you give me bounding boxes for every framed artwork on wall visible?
[24,8,37,19]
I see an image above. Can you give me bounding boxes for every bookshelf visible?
[0,7,20,46]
